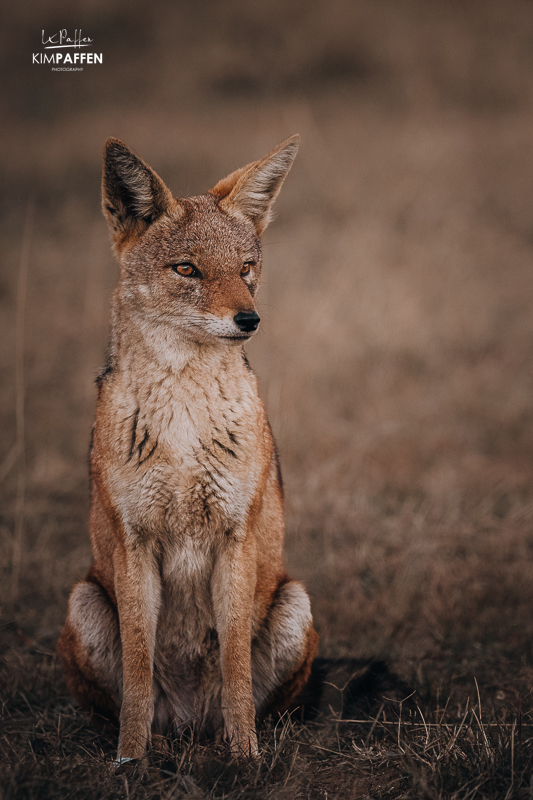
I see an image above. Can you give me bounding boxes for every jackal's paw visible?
[114,756,145,776]
[226,736,259,761]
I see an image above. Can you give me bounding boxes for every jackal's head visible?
[102,136,299,345]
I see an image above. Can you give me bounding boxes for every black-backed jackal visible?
[58,136,319,767]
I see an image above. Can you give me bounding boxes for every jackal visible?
[57,135,319,766]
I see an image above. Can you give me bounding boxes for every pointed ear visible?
[102,138,175,245]
[209,135,300,235]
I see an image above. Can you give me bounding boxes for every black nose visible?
[234,311,260,333]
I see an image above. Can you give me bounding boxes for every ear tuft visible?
[102,138,175,244]
[210,135,300,235]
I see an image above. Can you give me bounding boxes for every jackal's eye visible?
[241,261,255,277]
[170,262,201,278]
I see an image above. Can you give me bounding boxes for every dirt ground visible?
[3,1,533,797]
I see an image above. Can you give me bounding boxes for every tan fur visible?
[57,135,318,765]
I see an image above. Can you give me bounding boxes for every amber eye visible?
[171,262,200,278]
[241,261,255,276]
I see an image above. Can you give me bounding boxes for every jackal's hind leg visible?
[57,580,122,726]
[252,580,318,719]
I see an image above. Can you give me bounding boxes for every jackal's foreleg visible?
[113,540,161,765]
[211,533,259,758]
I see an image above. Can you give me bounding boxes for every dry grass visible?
[3,646,533,798]
[3,0,533,796]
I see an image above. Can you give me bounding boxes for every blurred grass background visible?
[3,0,533,758]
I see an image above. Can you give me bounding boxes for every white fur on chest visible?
[115,351,262,540]
[165,367,258,531]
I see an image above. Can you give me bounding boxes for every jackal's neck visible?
[110,302,245,383]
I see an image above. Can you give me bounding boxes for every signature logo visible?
[33,29,103,70]
[42,29,94,49]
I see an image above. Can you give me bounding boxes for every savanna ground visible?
[3,0,533,796]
